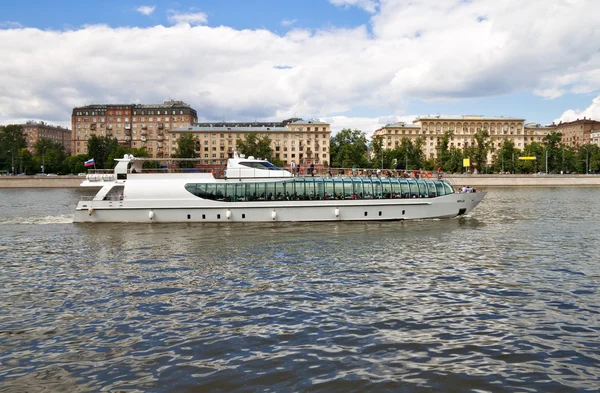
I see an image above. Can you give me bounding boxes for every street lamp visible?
[585,147,589,175]
[8,150,14,175]
[42,146,46,174]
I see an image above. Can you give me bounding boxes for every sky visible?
[0,0,599,136]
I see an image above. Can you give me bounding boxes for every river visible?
[0,187,599,392]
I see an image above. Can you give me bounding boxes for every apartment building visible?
[20,121,72,154]
[71,100,198,157]
[373,115,557,161]
[591,130,600,147]
[171,118,331,167]
[552,118,600,147]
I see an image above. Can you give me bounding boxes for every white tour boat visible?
[73,154,485,223]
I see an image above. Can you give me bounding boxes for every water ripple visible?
[0,188,599,392]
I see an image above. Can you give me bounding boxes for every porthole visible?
[242,214,246,219]
[364,212,368,217]
[202,214,206,219]
[187,214,191,220]
[217,214,221,219]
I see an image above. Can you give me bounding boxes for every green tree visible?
[0,124,26,173]
[33,138,67,174]
[371,135,385,168]
[171,134,198,169]
[576,144,600,174]
[521,141,544,173]
[64,154,89,174]
[436,130,454,171]
[87,135,120,169]
[411,136,427,170]
[235,134,273,161]
[490,139,520,173]
[330,129,369,168]
[543,132,563,173]
[473,130,490,173]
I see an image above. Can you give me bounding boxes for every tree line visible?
[362,129,600,174]
[2,125,599,174]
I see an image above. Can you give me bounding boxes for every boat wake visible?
[0,214,74,225]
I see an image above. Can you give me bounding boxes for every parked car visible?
[77,173,87,176]
[46,173,58,177]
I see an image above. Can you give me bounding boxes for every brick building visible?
[552,118,600,147]
[21,121,72,154]
[71,100,198,157]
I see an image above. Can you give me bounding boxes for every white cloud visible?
[329,0,378,13]
[324,115,418,138]
[281,19,297,27]
[136,6,156,16]
[556,95,600,123]
[0,21,23,28]
[167,10,207,25]
[0,0,599,131]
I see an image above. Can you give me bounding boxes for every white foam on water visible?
[0,214,74,225]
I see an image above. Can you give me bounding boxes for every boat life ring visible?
[426,172,432,178]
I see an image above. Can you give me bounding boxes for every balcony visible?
[141,130,147,136]
[124,124,131,129]
[157,134,164,141]
[158,123,164,129]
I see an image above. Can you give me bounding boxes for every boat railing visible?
[286,167,446,180]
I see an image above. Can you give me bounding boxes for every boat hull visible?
[73,192,485,223]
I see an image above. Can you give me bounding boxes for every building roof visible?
[73,100,194,110]
[416,115,525,121]
[288,119,329,125]
[172,126,289,132]
[380,122,420,128]
[524,122,556,129]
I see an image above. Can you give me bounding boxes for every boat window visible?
[381,178,392,199]
[324,179,335,199]
[399,180,410,198]
[184,178,450,202]
[353,178,363,199]
[363,178,374,199]
[264,182,276,200]
[315,178,325,200]
[408,180,418,198]
[444,182,454,195]
[342,178,353,199]
[239,161,283,170]
[332,179,344,199]
[434,181,444,196]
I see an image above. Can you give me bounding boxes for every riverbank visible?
[444,174,600,187]
[1,174,600,188]
[0,176,84,188]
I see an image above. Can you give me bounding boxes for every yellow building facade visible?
[171,119,331,167]
[374,115,555,161]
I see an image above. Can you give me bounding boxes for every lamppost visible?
[8,150,14,175]
[42,146,46,174]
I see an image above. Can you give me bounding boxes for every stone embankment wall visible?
[0,176,83,188]
[445,174,600,187]
[1,174,600,188]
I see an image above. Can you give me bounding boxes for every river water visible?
[0,187,599,392]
